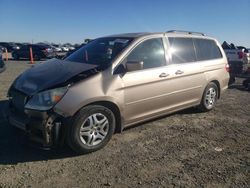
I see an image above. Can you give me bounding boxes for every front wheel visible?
[198,82,218,112]
[67,105,116,154]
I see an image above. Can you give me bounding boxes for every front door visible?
[121,38,171,124]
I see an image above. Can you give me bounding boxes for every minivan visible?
[8,30,230,154]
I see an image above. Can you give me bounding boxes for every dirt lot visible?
[0,61,249,187]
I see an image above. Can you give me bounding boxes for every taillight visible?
[225,64,230,72]
[238,51,244,59]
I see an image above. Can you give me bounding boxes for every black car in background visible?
[0,45,6,51]
[0,50,6,73]
[12,44,55,60]
[0,42,20,52]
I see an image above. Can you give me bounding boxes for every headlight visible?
[25,87,68,111]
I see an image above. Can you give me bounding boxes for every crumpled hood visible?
[13,58,98,95]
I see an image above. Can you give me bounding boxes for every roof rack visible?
[166,30,205,36]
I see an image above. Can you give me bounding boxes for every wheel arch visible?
[210,80,221,99]
[79,101,123,134]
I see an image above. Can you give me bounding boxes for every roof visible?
[105,32,158,38]
[105,30,208,39]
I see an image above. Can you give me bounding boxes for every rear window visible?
[168,37,196,63]
[194,39,222,61]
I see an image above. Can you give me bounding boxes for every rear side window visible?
[194,39,222,61]
[168,37,196,63]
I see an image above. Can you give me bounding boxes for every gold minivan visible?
[8,30,230,154]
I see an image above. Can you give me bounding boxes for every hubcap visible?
[205,88,217,108]
[79,113,109,146]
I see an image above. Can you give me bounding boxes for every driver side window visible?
[126,38,166,71]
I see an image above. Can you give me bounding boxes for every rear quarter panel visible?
[201,41,229,95]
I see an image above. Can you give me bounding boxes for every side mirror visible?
[126,61,144,72]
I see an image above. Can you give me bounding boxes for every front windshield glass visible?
[65,37,133,66]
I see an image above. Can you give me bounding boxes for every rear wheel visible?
[67,105,115,154]
[198,82,218,112]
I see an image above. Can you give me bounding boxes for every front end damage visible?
[7,88,69,148]
[6,59,102,148]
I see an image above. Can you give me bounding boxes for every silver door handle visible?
[159,73,169,78]
[175,70,184,75]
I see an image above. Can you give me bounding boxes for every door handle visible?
[175,70,184,75]
[159,73,169,78]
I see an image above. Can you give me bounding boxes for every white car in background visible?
[222,42,249,64]
[68,46,75,51]
[61,46,69,52]
[53,46,62,52]
[222,41,250,84]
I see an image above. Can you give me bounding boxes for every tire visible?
[198,82,219,112]
[67,105,116,154]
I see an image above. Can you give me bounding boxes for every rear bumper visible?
[7,103,67,147]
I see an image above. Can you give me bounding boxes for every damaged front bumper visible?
[7,102,68,148]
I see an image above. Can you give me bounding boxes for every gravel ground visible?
[0,61,250,187]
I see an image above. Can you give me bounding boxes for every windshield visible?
[65,37,133,66]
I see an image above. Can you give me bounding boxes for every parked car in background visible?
[62,43,75,51]
[51,44,62,52]
[8,30,229,154]
[0,50,6,73]
[0,42,20,52]
[15,43,24,48]
[63,43,86,58]
[12,44,55,60]
[68,46,75,51]
[0,45,6,51]
[222,41,249,84]
[61,46,69,52]
[237,46,250,64]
